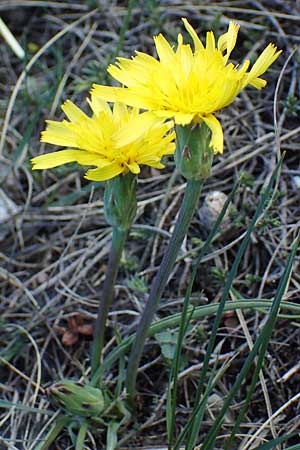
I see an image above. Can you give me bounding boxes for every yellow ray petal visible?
[226,22,239,56]
[202,114,223,154]
[112,102,130,123]
[182,18,204,51]
[85,161,124,181]
[87,96,112,116]
[154,34,175,62]
[177,44,193,77]
[172,112,195,125]
[92,84,151,109]
[245,44,282,88]
[218,22,239,61]
[108,63,140,87]
[41,121,78,147]
[177,33,183,46]
[126,162,140,174]
[31,149,106,170]
[217,31,227,53]
[206,31,216,53]
[237,59,250,76]
[91,84,120,102]
[249,77,267,89]
[61,100,87,122]
[113,112,157,147]
[146,161,165,169]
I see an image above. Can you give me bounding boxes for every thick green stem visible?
[126,178,203,401]
[91,227,127,377]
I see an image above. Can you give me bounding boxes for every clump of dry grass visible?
[1,1,300,448]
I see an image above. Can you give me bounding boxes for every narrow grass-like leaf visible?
[186,156,284,449]
[223,233,300,449]
[0,334,25,363]
[115,325,126,397]
[90,298,300,387]
[167,305,194,447]
[167,180,239,448]
[34,416,70,450]
[254,434,299,450]
[172,357,219,450]
[0,400,54,415]
[202,232,300,450]
[75,421,89,450]
[107,421,119,450]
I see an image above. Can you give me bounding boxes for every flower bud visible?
[104,172,137,231]
[47,380,104,417]
[175,123,214,180]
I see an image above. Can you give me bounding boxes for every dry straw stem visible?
[0,17,24,58]
[0,8,98,156]
[242,392,300,448]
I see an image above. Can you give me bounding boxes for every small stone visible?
[292,175,300,189]
[0,189,20,223]
[198,191,231,232]
[0,188,20,240]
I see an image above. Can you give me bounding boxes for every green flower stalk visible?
[126,123,214,401]
[91,173,137,377]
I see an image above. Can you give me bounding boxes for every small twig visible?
[0,17,24,58]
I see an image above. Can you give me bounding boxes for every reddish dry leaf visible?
[76,324,94,336]
[62,330,78,346]
[55,314,94,346]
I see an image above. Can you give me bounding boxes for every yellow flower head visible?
[31,95,175,181]
[92,19,281,154]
